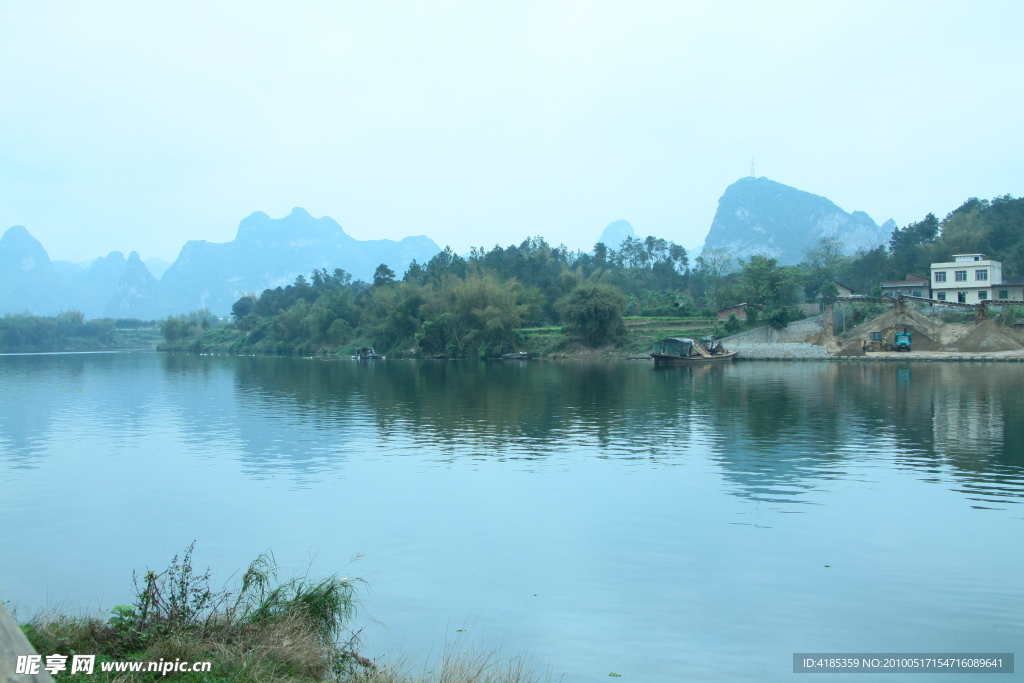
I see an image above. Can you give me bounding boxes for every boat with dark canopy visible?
[649,337,736,365]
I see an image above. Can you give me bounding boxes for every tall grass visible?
[19,544,552,683]
[23,543,366,682]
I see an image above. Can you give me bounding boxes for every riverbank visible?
[0,318,162,353]
[713,306,1024,362]
[6,547,549,683]
[739,351,1024,362]
[157,309,1024,363]
[159,315,723,360]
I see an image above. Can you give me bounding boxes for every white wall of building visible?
[929,254,1019,302]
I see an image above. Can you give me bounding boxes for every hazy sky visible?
[2,1,1022,263]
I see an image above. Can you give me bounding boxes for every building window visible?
[978,291,988,300]
[955,271,967,281]
[934,271,946,282]
[958,291,967,303]
[976,269,988,281]
[912,291,922,297]
[937,292,946,301]
[999,290,1009,300]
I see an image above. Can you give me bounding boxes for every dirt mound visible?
[825,303,1024,355]
[946,320,1024,353]
[903,327,939,351]
[835,304,947,352]
[844,305,940,342]
[833,333,939,354]
[1001,325,1024,345]
[936,322,974,345]
[843,322,939,351]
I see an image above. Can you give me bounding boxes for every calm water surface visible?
[1,353,1022,682]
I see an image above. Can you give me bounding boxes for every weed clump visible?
[22,543,369,682]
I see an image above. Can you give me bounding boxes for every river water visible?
[1,352,1022,681]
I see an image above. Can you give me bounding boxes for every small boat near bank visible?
[650,337,736,365]
[352,347,385,360]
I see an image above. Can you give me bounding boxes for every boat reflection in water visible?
[649,336,736,366]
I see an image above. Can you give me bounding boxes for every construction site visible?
[721,297,1024,361]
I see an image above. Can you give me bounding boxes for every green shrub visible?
[723,312,741,335]
[555,283,627,347]
[763,305,802,329]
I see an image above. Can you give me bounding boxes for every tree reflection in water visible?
[2,353,1021,508]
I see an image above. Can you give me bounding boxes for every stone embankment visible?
[722,341,831,359]
[829,352,1024,363]
[721,316,832,359]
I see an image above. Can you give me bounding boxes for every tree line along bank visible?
[6,193,1022,356]
[158,194,1024,357]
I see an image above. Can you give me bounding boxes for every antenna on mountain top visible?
[750,159,755,177]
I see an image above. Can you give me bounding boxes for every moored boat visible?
[352,346,385,360]
[649,337,736,365]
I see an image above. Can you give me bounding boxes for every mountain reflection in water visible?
[3,354,1022,499]
[146,355,1024,504]
[1,353,1022,683]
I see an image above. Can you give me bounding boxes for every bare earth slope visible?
[721,306,1024,358]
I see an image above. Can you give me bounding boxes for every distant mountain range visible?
[0,208,440,318]
[2,179,899,319]
[157,208,440,315]
[702,177,893,265]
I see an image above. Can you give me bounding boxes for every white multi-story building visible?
[929,254,1024,303]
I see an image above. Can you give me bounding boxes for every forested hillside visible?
[834,195,1024,294]
[162,236,696,356]
[160,194,1024,357]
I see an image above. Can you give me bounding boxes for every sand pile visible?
[724,303,1024,356]
[843,306,941,341]
[833,303,1024,354]
[936,323,974,345]
[841,322,938,352]
[831,304,947,353]
[945,320,1024,353]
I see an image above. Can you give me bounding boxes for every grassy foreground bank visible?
[13,545,549,683]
